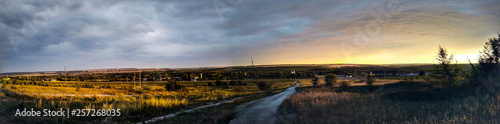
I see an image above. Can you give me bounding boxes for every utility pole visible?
[139,70,142,88]
[353,65,355,83]
[73,74,76,86]
[64,67,67,85]
[133,72,136,88]
[251,57,258,82]
[384,66,387,81]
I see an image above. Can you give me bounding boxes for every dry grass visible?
[0,80,296,123]
[279,83,500,124]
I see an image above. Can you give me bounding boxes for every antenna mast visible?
[251,57,254,67]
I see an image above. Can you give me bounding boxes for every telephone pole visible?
[64,67,67,85]
[73,74,76,86]
[251,57,258,82]
[384,66,387,81]
[133,72,136,88]
[139,69,142,88]
[352,65,355,83]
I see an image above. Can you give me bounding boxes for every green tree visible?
[366,75,375,91]
[324,74,337,85]
[418,71,426,76]
[312,77,319,87]
[165,79,183,91]
[469,34,500,86]
[340,81,350,91]
[215,79,223,86]
[258,81,274,93]
[432,45,461,86]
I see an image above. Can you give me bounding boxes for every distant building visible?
[191,76,199,81]
[175,77,183,81]
[291,70,296,74]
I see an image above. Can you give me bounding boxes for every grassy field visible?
[0,79,296,123]
[278,81,500,123]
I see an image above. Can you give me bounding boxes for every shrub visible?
[325,74,337,85]
[340,81,350,91]
[76,86,81,92]
[258,81,274,93]
[366,75,375,91]
[432,45,461,86]
[312,77,319,87]
[215,80,222,86]
[165,80,183,91]
[238,80,247,86]
[229,80,236,85]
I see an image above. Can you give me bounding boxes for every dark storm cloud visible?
[0,0,499,72]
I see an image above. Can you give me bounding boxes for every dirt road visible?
[229,81,299,124]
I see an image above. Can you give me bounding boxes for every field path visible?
[229,80,299,124]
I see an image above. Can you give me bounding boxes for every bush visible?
[258,81,274,93]
[238,80,247,86]
[76,86,81,92]
[165,80,183,91]
[229,80,236,85]
[215,80,222,86]
[325,74,337,85]
[366,75,375,91]
[340,81,350,91]
[312,77,319,87]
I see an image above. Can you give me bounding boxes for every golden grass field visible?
[0,80,296,123]
[279,80,500,123]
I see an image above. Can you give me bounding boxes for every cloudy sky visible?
[1,0,499,72]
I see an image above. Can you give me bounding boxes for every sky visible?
[1,0,499,72]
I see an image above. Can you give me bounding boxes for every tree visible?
[366,75,375,91]
[478,34,500,75]
[258,81,274,93]
[340,81,350,91]
[215,79,223,86]
[432,45,460,86]
[324,74,337,85]
[312,77,319,87]
[471,34,500,85]
[418,71,426,76]
[165,79,183,91]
